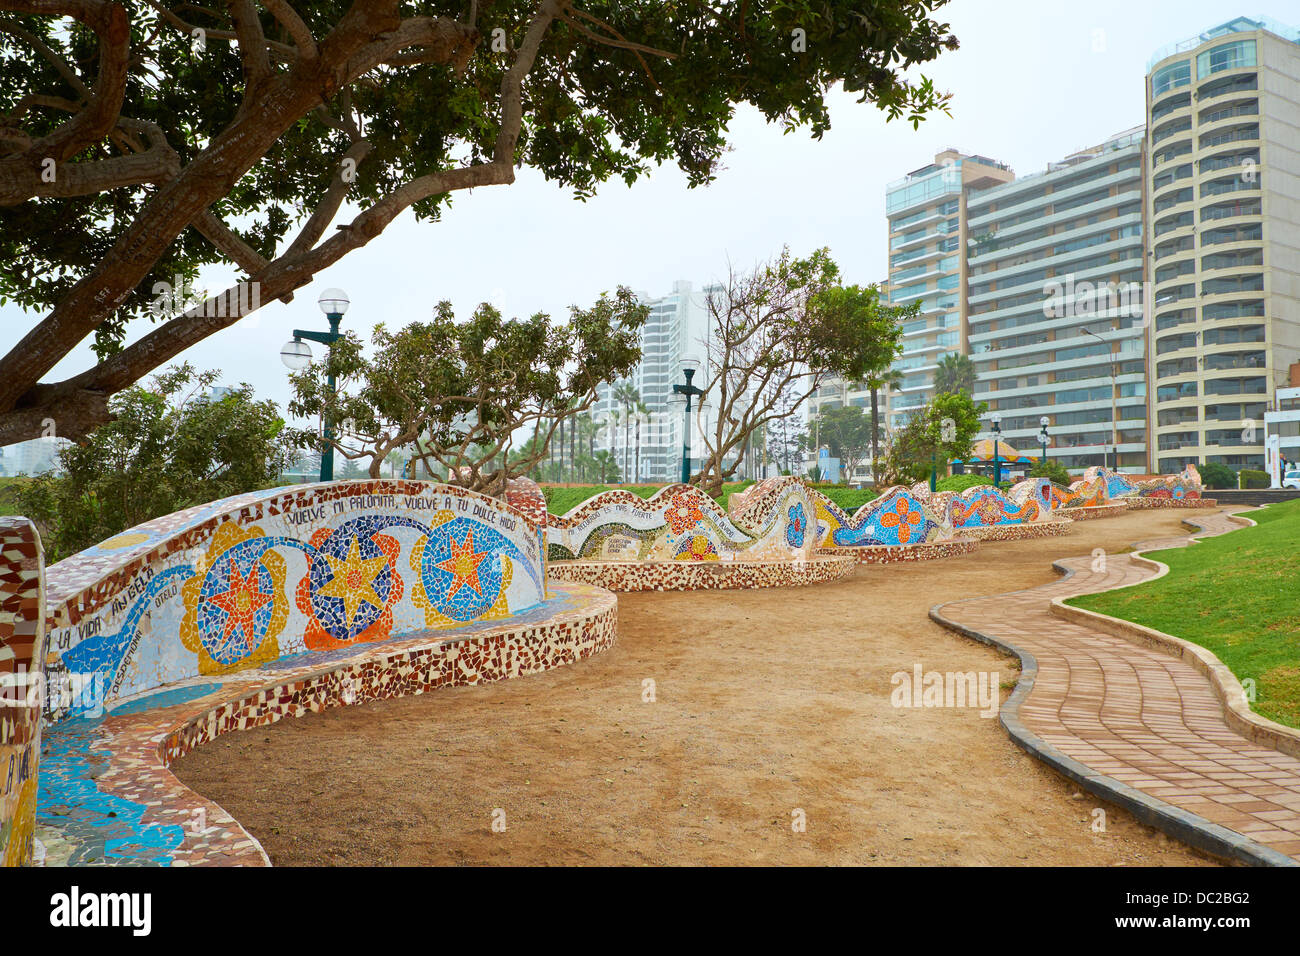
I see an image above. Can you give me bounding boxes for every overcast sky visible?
[3,0,1294,432]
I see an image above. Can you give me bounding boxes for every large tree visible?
[693,249,904,495]
[879,389,985,486]
[285,286,646,491]
[0,0,957,445]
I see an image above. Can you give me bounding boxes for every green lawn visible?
[542,481,878,516]
[0,477,29,517]
[1067,499,1300,728]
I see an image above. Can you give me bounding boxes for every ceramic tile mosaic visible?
[20,480,619,867]
[547,553,855,591]
[818,538,979,564]
[545,476,817,564]
[0,518,44,867]
[811,485,953,548]
[35,580,615,867]
[43,480,549,723]
[958,520,1076,542]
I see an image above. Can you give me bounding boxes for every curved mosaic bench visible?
[808,484,974,563]
[544,477,852,590]
[0,518,44,867]
[1082,464,1214,508]
[22,479,617,867]
[547,554,854,591]
[818,538,978,564]
[1008,476,1127,520]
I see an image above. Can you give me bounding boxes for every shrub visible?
[935,474,992,492]
[1029,459,1071,486]
[1199,462,1237,490]
[1239,469,1270,489]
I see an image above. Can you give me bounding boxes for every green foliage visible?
[820,486,880,510]
[18,365,295,562]
[807,404,874,479]
[1199,462,1237,490]
[1,2,957,355]
[542,479,761,515]
[1239,468,1270,489]
[935,474,991,492]
[1029,458,1071,486]
[0,477,28,517]
[287,289,647,489]
[933,352,976,397]
[1068,499,1300,728]
[880,392,987,486]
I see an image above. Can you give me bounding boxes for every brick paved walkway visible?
[933,510,1300,865]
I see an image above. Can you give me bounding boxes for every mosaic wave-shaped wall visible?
[42,480,547,723]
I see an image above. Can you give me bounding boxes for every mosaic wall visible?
[927,484,1050,530]
[37,580,615,867]
[42,480,548,723]
[547,553,855,591]
[1009,476,1110,513]
[1081,464,1204,500]
[546,476,816,564]
[0,518,44,868]
[811,486,953,548]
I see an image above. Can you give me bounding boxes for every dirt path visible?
[172,509,1218,866]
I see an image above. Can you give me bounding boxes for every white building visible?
[966,127,1149,472]
[593,280,764,483]
[0,436,68,477]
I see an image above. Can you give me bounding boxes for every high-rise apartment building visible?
[966,128,1149,472]
[593,280,721,483]
[1145,16,1300,472]
[885,150,1015,430]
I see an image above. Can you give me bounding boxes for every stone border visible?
[36,581,616,867]
[956,520,1074,541]
[1049,511,1300,762]
[817,538,978,564]
[546,554,855,591]
[1057,502,1129,521]
[1124,496,1218,509]
[927,513,1298,868]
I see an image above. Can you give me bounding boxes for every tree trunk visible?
[634,417,641,483]
[870,387,880,484]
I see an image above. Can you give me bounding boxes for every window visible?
[1196,40,1256,78]
[1152,60,1191,97]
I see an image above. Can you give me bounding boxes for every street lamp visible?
[1039,415,1050,470]
[1081,325,1119,472]
[990,412,1003,486]
[282,288,349,482]
[671,355,707,484]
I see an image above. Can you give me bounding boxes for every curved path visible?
[932,509,1300,866]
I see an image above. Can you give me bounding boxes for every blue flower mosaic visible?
[785,503,807,549]
[418,516,515,622]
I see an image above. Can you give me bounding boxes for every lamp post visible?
[671,356,706,484]
[1038,415,1050,470]
[991,412,1003,486]
[281,288,349,482]
[1081,325,1119,472]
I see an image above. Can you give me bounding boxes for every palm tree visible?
[865,368,903,483]
[934,352,977,397]
[632,399,649,483]
[608,407,621,483]
[613,382,641,483]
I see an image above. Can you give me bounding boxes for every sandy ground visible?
[172,509,1219,866]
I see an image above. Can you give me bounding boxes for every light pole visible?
[991,412,1003,486]
[671,356,706,484]
[281,288,349,482]
[1081,325,1119,472]
[1039,415,1050,470]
